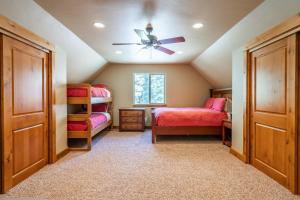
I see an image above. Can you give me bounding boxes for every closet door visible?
[250,34,297,190]
[2,35,49,191]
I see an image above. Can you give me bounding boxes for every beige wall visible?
[192,0,300,88]
[0,0,107,84]
[231,0,300,153]
[55,46,68,154]
[0,0,72,153]
[93,63,212,126]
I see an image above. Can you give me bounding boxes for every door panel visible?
[255,123,287,174]
[13,124,45,175]
[2,35,48,191]
[250,35,296,190]
[12,48,44,115]
[255,46,286,114]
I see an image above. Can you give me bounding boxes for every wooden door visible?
[2,35,49,192]
[250,35,297,191]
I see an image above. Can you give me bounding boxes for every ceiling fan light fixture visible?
[93,22,105,28]
[176,51,183,55]
[115,50,123,55]
[192,23,204,29]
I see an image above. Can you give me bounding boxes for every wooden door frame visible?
[243,14,300,194]
[0,16,57,192]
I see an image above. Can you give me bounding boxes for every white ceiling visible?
[34,0,262,64]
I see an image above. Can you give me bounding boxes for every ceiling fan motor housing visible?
[146,23,153,34]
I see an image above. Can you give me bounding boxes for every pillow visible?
[203,98,215,109]
[212,98,226,111]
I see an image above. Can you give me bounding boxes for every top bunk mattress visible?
[67,85,111,98]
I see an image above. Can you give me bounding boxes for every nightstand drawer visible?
[120,110,142,117]
[121,116,142,123]
[120,123,143,130]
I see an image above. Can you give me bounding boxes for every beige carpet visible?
[1,130,299,200]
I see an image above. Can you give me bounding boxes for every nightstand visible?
[119,108,145,131]
[222,119,232,147]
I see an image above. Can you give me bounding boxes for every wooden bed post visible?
[151,112,156,144]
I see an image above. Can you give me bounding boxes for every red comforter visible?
[154,107,227,126]
[67,87,110,97]
[68,113,108,131]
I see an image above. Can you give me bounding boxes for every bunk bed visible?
[67,84,113,150]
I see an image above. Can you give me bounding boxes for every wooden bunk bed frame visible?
[151,88,232,143]
[67,84,113,150]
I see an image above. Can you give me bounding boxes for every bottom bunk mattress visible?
[68,112,111,131]
[153,107,227,127]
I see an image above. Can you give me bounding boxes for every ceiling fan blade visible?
[154,46,175,55]
[134,29,149,41]
[112,43,142,45]
[158,37,185,45]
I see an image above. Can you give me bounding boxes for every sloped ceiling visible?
[0,0,107,83]
[192,0,300,88]
[34,0,262,64]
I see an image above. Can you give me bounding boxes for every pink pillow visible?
[204,98,215,109]
[212,98,226,111]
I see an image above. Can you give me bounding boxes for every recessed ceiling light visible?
[94,22,105,28]
[176,51,183,55]
[192,23,204,29]
[115,50,123,55]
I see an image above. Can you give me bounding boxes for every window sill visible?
[133,104,167,108]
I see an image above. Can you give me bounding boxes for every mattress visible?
[153,107,227,127]
[68,112,110,131]
[67,86,111,97]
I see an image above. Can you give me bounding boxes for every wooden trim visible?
[286,34,297,193]
[230,148,246,163]
[133,104,167,107]
[68,131,89,138]
[0,34,3,192]
[246,13,300,50]
[48,51,56,164]
[0,15,54,51]
[243,50,251,164]
[56,148,69,161]
[297,32,300,194]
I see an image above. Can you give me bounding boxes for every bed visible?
[67,83,113,150]
[151,88,232,143]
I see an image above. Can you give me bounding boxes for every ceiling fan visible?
[112,23,185,55]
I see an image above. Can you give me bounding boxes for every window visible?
[134,73,166,105]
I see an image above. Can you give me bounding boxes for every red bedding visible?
[67,85,110,97]
[154,107,227,127]
[68,113,108,131]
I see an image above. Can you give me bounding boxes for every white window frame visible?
[133,73,166,106]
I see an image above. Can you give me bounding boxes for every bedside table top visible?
[119,107,146,111]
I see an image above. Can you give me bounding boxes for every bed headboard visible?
[210,88,232,99]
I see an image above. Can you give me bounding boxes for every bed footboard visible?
[151,112,157,144]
